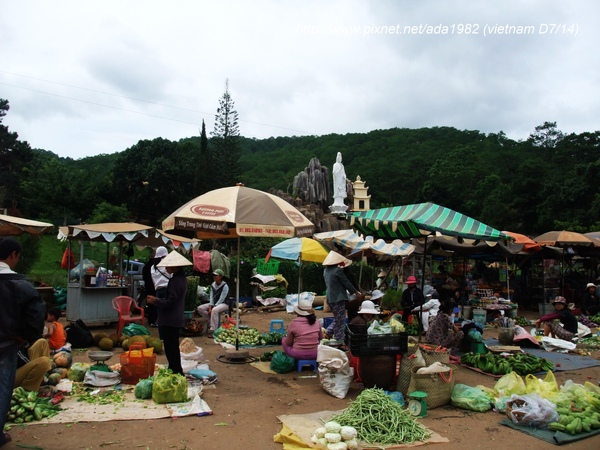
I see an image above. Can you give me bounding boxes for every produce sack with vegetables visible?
[83,370,120,387]
[450,384,493,412]
[524,371,559,398]
[134,378,154,399]
[152,369,188,404]
[67,362,91,382]
[270,350,295,374]
[506,393,559,427]
[317,344,354,399]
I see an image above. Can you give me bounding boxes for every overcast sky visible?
[1,0,598,159]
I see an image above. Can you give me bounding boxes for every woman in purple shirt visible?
[282,298,323,360]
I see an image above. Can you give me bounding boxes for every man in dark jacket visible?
[0,237,45,447]
[581,282,600,316]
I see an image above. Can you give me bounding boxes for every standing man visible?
[0,237,46,447]
[401,276,425,322]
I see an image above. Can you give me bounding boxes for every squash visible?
[53,351,73,368]
[47,372,62,385]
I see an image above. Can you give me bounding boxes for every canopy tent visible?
[266,237,330,294]
[133,229,201,254]
[503,231,542,253]
[0,213,54,236]
[313,229,364,250]
[58,223,154,243]
[351,202,508,242]
[162,185,315,351]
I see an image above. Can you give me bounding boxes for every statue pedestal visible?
[329,202,348,214]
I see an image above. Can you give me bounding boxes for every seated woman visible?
[349,300,380,333]
[282,298,322,360]
[535,296,578,341]
[425,301,464,351]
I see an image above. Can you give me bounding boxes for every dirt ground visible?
[5,308,600,450]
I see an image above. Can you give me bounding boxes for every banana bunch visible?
[460,352,554,375]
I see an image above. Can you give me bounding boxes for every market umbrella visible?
[0,213,54,236]
[502,231,542,252]
[266,237,330,294]
[533,230,596,247]
[162,185,315,351]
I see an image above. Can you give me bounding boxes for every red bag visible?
[61,248,76,269]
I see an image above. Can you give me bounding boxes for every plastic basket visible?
[346,325,408,356]
[256,258,280,275]
[120,343,156,384]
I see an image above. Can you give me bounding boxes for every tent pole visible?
[298,257,302,296]
[235,236,240,351]
[418,236,428,343]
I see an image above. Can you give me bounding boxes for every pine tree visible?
[194,119,210,195]
[211,79,240,188]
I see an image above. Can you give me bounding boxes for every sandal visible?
[0,433,11,448]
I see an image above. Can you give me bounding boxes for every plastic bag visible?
[367,320,393,335]
[188,368,218,384]
[83,370,121,387]
[122,323,150,337]
[494,371,526,397]
[270,350,295,374]
[506,393,559,427]
[540,336,576,352]
[524,371,559,398]
[152,370,188,404]
[390,314,405,333]
[450,384,493,412]
[495,395,510,413]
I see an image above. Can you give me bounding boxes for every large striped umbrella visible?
[350,202,507,241]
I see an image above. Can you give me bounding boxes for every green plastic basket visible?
[256,258,280,275]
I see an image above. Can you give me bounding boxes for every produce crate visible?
[256,258,280,275]
[346,325,408,355]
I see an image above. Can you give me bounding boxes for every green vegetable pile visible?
[331,388,431,445]
[404,316,420,336]
[259,350,277,361]
[548,383,600,435]
[214,327,263,345]
[588,313,600,324]
[461,352,554,375]
[516,316,532,327]
[7,387,62,424]
[75,386,127,406]
[260,332,284,345]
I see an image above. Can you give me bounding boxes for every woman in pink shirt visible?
[282,298,323,360]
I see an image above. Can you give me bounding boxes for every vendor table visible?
[66,284,126,326]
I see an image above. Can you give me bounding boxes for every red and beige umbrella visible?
[533,230,596,247]
[162,185,315,350]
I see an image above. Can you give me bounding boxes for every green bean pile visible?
[331,388,431,445]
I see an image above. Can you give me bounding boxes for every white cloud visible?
[0,0,598,158]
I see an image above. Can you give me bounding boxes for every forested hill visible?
[7,122,600,235]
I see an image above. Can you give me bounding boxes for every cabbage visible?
[340,426,357,440]
[151,369,188,404]
[67,362,91,382]
[324,421,341,433]
[324,433,341,443]
[134,378,154,399]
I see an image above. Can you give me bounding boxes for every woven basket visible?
[419,345,450,366]
[408,366,455,409]
[396,348,425,395]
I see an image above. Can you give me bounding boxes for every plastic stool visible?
[270,319,285,334]
[296,359,318,372]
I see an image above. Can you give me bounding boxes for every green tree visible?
[88,202,130,223]
[211,79,240,188]
[194,119,210,195]
[0,99,34,212]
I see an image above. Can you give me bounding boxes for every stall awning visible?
[351,202,508,242]
[0,213,54,236]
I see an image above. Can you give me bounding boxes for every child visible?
[44,307,67,351]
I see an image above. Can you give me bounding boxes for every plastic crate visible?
[256,258,280,275]
[346,325,408,355]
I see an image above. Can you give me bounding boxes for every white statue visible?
[330,151,348,213]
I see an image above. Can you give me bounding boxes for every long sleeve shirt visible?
[283,317,322,352]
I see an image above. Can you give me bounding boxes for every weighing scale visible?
[407,391,428,417]
[88,351,114,372]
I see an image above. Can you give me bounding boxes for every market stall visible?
[58,223,155,326]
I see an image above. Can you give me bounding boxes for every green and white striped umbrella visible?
[351,202,507,241]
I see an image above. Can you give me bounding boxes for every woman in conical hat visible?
[322,251,363,342]
[146,251,192,375]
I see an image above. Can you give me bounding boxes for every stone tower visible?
[351,175,371,211]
